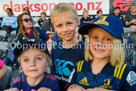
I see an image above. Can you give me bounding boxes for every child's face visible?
[19,48,49,78]
[97,11,103,17]
[89,27,114,60]
[130,6,136,13]
[41,14,46,19]
[52,13,79,42]
[83,12,88,18]
[114,9,120,14]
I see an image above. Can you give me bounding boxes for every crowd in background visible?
[0,3,136,91]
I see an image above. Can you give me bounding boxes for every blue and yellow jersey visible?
[69,60,136,91]
[16,27,49,43]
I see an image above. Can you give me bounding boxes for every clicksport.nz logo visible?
[113,0,134,11]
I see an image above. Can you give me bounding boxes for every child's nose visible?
[63,25,68,32]
[30,60,36,66]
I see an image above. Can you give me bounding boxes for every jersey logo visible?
[126,71,136,86]
[99,79,112,89]
[94,16,109,26]
[55,59,75,76]
[79,77,89,86]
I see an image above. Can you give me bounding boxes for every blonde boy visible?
[50,3,84,91]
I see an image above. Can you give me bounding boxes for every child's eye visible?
[36,57,42,60]
[92,36,98,39]
[67,22,73,25]
[23,59,29,62]
[106,38,111,41]
[57,24,62,27]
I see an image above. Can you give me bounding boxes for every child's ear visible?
[76,18,79,27]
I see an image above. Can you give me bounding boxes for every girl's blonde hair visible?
[50,3,78,22]
[85,28,125,67]
[17,13,40,40]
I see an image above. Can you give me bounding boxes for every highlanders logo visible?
[113,0,133,11]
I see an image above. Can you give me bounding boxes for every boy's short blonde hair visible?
[50,3,78,21]
[85,29,125,67]
[83,10,88,15]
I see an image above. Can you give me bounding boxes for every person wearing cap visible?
[5,39,60,91]
[67,15,136,91]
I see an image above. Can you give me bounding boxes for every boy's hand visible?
[4,88,19,91]
[31,87,52,91]
[67,84,86,91]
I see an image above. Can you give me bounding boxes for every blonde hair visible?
[17,13,40,40]
[83,10,88,15]
[85,28,125,67]
[50,3,78,22]
[18,48,51,67]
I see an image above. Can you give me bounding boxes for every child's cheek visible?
[39,62,47,71]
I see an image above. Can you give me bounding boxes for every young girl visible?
[5,40,60,91]
[67,15,136,91]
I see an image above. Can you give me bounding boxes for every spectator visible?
[16,13,52,52]
[96,10,103,18]
[0,59,12,91]
[113,7,125,26]
[67,15,136,91]
[42,18,55,39]
[5,40,60,91]
[1,8,17,41]
[80,10,90,27]
[50,3,85,91]
[125,5,136,32]
[16,7,36,34]
[38,12,47,27]
[23,7,31,15]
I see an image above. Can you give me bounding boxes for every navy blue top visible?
[69,60,136,91]
[16,27,49,43]
[11,72,60,91]
[51,41,85,91]
[80,17,90,27]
